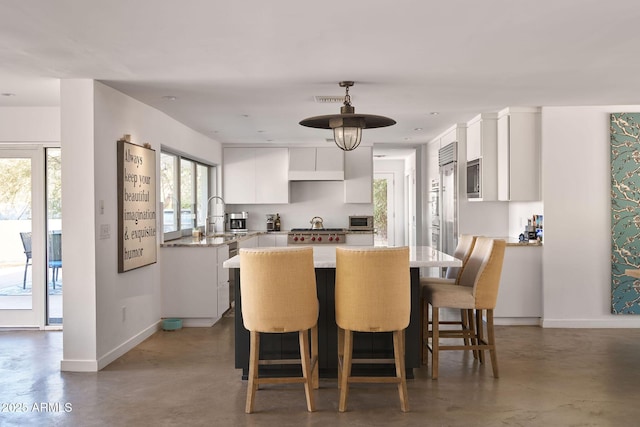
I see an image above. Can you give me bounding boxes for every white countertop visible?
[222,245,461,269]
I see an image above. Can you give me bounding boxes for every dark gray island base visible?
[233,267,421,380]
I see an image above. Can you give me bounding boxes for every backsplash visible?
[226,181,373,231]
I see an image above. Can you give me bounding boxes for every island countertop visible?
[223,245,461,269]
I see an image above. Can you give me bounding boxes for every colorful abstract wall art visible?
[611,113,640,314]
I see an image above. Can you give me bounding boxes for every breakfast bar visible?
[223,245,461,379]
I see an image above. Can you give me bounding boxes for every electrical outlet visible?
[122,306,126,322]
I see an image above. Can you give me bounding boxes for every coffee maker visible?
[266,214,276,232]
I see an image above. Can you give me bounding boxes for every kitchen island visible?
[223,245,461,379]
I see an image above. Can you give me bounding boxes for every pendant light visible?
[299,81,396,151]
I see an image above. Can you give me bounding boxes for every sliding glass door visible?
[0,147,48,328]
[46,148,62,325]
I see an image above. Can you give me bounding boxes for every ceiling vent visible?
[314,95,346,103]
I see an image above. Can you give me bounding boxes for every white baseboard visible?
[181,317,220,327]
[542,318,640,328]
[494,317,541,326]
[61,320,162,372]
[97,320,162,370]
[60,359,99,372]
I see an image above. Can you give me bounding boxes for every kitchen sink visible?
[207,232,247,240]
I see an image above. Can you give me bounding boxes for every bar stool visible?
[335,246,411,412]
[420,235,477,364]
[424,237,506,380]
[240,247,319,413]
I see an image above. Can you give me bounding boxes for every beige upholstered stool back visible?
[240,247,318,333]
[335,246,410,332]
[458,237,506,308]
[444,234,477,281]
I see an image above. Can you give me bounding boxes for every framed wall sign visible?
[117,136,157,273]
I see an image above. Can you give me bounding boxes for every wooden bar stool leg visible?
[476,309,485,364]
[431,305,440,380]
[468,309,479,359]
[299,330,315,412]
[245,331,260,413]
[311,324,319,390]
[421,298,427,365]
[339,330,353,412]
[393,330,409,412]
[460,309,469,345]
[337,327,344,388]
[486,309,499,378]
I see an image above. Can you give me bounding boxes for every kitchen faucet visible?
[206,196,226,236]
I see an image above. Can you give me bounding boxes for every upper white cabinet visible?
[497,107,541,201]
[223,147,289,204]
[344,146,373,203]
[466,113,498,201]
[289,147,344,181]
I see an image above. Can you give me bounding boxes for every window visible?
[160,151,215,241]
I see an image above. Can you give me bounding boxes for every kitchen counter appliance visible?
[228,212,248,232]
[288,228,346,244]
[349,215,374,231]
[266,214,276,231]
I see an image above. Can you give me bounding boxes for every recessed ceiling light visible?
[414,127,423,131]
[1,93,16,97]
[162,95,177,101]
[429,112,439,116]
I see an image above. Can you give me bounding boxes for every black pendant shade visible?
[299,81,396,151]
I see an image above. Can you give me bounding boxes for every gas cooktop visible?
[288,228,346,244]
[290,228,345,232]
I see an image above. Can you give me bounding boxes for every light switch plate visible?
[100,224,110,240]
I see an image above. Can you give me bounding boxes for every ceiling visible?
[1,0,640,151]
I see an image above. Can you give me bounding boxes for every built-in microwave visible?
[467,158,481,199]
[349,215,374,231]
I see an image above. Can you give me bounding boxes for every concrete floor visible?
[1,319,640,426]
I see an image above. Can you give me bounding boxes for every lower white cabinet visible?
[494,245,542,324]
[257,233,288,247]
[160,245,230,326]
[238,235,258,248]
[217,245,230,316]
[346,233,374,246]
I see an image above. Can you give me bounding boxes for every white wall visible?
[60,80,98,370]
[542,105,640,327]
[61,80,223,371]
[0,107,60,142]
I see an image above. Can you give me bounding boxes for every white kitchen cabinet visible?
[289,147,344,180]
[440,127,457,147]
[344,146,373,203]
[466,113,498,201]
[494,245,542,324]
[223,147,289,204]
[497,107,541,201]
[258,233,288,247]
[160,245,229,327]
[238,235,258,248]
[217,245,230,316]
[346,233,374,246]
